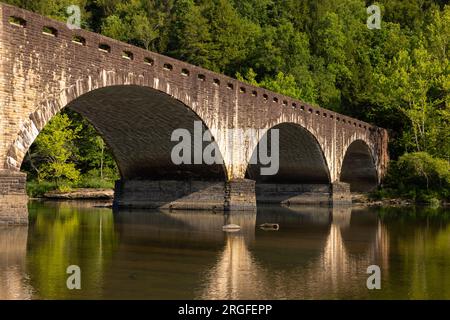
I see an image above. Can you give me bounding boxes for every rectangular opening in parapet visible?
[181,69,190,76]
[43,26,58,37]
[163,63,173,71]
[72,35,86,46]
[99,43,111,53]
[144,57,154,66]
[122,51,134,60]
[9,16,26,27]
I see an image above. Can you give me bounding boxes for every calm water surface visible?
[1,201,450,300]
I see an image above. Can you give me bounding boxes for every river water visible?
[1,201,449,300]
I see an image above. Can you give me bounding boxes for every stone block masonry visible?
[331,182,352,205]
[114,179,257,211]
[0,170,27,195]
[255,184,333,205]
[0,171,28,225]
[0,195,28,225]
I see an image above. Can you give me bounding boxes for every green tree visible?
[65,110,119,181]
[385,152,450,201]
[168,0,212,66]
[94,0,121,16]
[100,0,172,51]
[374,46,448,157]
[200,0,257,73]
[34,113,81,186]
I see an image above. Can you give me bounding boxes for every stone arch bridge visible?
[0,4,388,224]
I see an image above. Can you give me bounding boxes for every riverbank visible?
[352,193,414,207]
[40,188,114,200]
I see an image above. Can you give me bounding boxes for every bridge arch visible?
[340,139,378,192]
[245,122,330,184]
[5,72,228,181]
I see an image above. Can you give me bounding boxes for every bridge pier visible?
[0,170,28,225]
[331,182,352,205]
[113,179,257,211]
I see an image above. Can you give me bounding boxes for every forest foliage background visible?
[4,0,449,202]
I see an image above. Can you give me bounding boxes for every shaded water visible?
[1,201,450,300]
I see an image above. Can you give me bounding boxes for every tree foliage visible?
[385,152,450,202]
[32,113,81,186]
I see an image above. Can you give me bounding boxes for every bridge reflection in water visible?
[198,206,390,299]
[1,202,449,299]
[0,226,33,299]
[109,205,390,299]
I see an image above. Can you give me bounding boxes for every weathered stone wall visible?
[0,3,388,184]
[114,179,256,211]
[257,183,352,205]
[0,194,28,225]
[0,170,26,195]
[255,184,332,205]
[226,179,256,211]
[331,182,352,205]
[0,170,28,225]
[114,180,350,209]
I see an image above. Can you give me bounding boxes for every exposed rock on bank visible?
[352,193,413,206]
[43,188,114,200]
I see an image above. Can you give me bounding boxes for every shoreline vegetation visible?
[7,0,448,207]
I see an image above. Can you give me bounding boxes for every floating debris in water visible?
[222,224,241,232]
[260,223,280,231]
